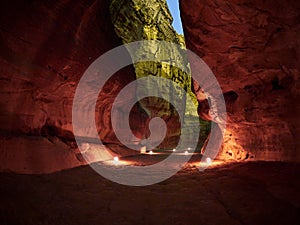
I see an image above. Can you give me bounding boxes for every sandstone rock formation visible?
[1,0,299,174]
[110,0,210,149]
[0,0,208,174]
[180,0,300,161]
[0,0,147,173]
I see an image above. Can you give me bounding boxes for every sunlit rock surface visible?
[180,0,300,161]
[110,0,210,148]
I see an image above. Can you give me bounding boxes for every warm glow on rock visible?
[220,129,250,161]
[140,146,147,154]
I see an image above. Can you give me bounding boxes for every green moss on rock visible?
[110,0,209,149]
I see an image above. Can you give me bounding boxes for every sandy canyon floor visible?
[0,155,299,225]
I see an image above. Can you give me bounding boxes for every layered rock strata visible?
[180,0,300,161]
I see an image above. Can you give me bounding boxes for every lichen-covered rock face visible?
[180,0,300,161]
[110,0,210,148]
[0,0,146,173]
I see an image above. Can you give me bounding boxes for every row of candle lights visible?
[113,147,212,165]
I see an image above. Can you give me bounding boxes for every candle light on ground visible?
[206,157,212,164]
[149,150,153,155]
[173,149,176,152]
[184,151,188,155]
[113,156,119,163]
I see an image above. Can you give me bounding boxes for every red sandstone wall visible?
[1,0,299,174]
[180,0,300,161]
[0,0,145,173]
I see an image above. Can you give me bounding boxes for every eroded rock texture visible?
[110,0,210,148]
[0,0,146,173]
[1,0,298,174]
[180,0,300,161]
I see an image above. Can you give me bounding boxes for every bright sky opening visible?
[166,0,184,34]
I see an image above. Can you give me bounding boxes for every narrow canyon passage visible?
[0,0,299,224]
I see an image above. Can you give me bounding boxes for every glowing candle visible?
[114,156,119,162]
[206,157,212,164]
[149,150,153,155]
[173,148,176,152]
[188,147,191,150]
[184,151,188,155]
